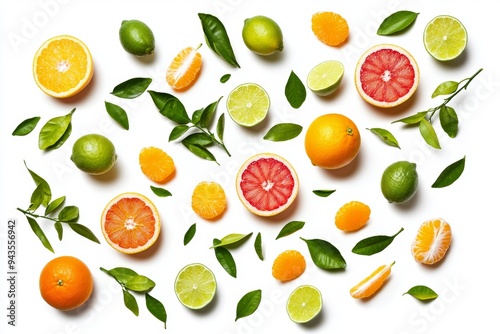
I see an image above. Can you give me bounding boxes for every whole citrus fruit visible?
[71,134,117,175]
[39,256,93,311]
[119,19,155,56]
[381,161,418,203]
[242,15,284,56]
[304,113,361,169]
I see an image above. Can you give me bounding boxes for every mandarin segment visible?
[272,250,306,282]
[311,11,349,46]
[139,146,175,183]
[350,262,394,299]
[335,201,371,232]
[166,44,202,90]
[411,218,452,265]
[191,181,227,220]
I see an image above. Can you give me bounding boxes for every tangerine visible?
[335,201,371,232]
[272,250,306,282]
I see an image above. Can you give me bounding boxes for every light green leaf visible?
[68,223,101,244]
[419,119,441,149]
[38,109,74,150]
[263,123,302,142]
[254,232,263,261]
[123,289,139,316]
[125,275,156,292]
[432,81,459,98]
[276,221,305,240]
[26,216,54,253]
[210,232,253,248]
[367,127,400,148]
[403,285,438,301]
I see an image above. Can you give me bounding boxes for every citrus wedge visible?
[286,285,322,323]
[411,218,452,265]
[307,60,344,96]
[226,83,270,127]
[424,15,467,61]
[174,263,217,310]
[166,44,202,90]
[350,262,394,299]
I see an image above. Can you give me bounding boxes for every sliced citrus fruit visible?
[101,192,161,254]
[411,218,452,265]
[236,152,299,217]
[335,201,371,232]
[226,83,270,127]
[286,285,322,323]
[424,15,467,61]
[355,44,419,108]
[166,44,202,90]
[311,11,349,46]
[139,146,175,183]
[191,181,226,220]
[33,35,94,98]
[350,262,394,299]
[307,60,344,96]
[174,263,216,310]
[272,250,306,282]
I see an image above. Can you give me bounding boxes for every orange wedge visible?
[139,146,175,183]
[335,201,371,232]
[411,218,452,265]
[311,12,349,46]
[166,44,202,90]
[350,262,394,299]
[272,250,306,282]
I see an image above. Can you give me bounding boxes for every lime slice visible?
[174,263,217,310]
[423,15,467,61]
[307,60,344,96]
[286,285,322,323]
[226,83,270,127]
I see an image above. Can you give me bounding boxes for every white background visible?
[1,0,499,333]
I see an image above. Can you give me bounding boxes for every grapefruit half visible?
[236,153,299,217]
[101,192,161,254]
[355,44,419,108]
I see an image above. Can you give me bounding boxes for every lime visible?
[307,60,344,96]
[119,19,155,56]
[381,161,418,204]
[242,15,284,56]
[286,285,322,323]
[226,83,270,127]
[423,15,467,61]
[174,263,216,310]
[71,134,117,175]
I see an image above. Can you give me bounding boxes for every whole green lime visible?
[242,15,284,56]
[71,134,117,175]
[119,19,155,56]
[381,161,418,203]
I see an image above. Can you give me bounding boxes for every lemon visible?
[286,285,322,323]
[380,161,418,204]
[71,134,117,175]
[174,263,217,310]
[242,15,284,56]
[423,15,467,61]
[226,83,270,127]
[119,19,155,56]
[307,60,344,96]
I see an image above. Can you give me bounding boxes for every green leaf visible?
[432,156,465,188]
[103,267,139,284]
[146,293,167,329]
[263,123,302,142]
[45,196,66,215]
[125,275,156,292]
[419,119,441,149]
[276,221,305,240]
[285,71,306,109]
[312,189,336,197]
[182,133,213,147]
[352,227,404,255]
[38,108,74,150]
[160,97,190,124]
[123,289,139,316]
[68,223,101,243]
[220,73,231,83]
[182,142,218,164]
[198,13,240,68]
[183,223,196,246]
[214,239,237,278]
[150,186,172,197]
[200,96,222,128]
[58,206,79,222]
[26,216,54,253]
[111,77,152,99]
[29,183,46,211]
[235,290,262,321]
[300,237,346,270]
[254,232,263,261]
[439,106,459,138]
[367,127,400,148]
[403,285,438,301]
[54,221,63,241]
[45,123,72,151]
[148,90,177,110]
[24,162,52,206]
[377,10,419,35]
[216,113,225,141]
[105,101,129,130]
[169,125,190,142]
[392,111,428,125]
[432,81,459,98]
[211,233,252,248]
[191,108,204,125]
[12,116,40,136]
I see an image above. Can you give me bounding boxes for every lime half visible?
[174,263,217,310]
[423,15,467,61]
[226,83,270,127]
[307,60,344,96]
[286,285,322,323]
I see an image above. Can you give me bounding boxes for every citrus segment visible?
[355,44,419,108]
[307,60,344,96]
[411,218,452,265]
[424,15,467,61]
[272,250,306,282]
[139,146,175,183]
[350,262,394,299]
[174,263,217,310]
[33,35,93,98]
[166,44,202,90]
[335,201,371,232]
[286,285,322,323]
[191,181,227,220]
[226,83,270,127]
[101,192,161,254]
[242,15,284,56]
[236,153,299,217]
[311,11,349,46]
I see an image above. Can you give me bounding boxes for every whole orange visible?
[39,256,93,311]
[304,113,361,169]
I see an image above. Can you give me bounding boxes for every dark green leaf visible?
[211,233,252,249]
[146,293,167,328]
[439,106,458,138]
[198,13,240,68]
[235,290,262,321]
[432,156,465,188]
[276,221,305,240]
[191,108,204,125]
[169,125,190,142]
[254,232,263,261]
[216,113,225,141]
[103,267,139,284]
[182,142,218,164]
[125,275,156,292]
[58,206,79,222]
[263,123,302,142]
[24,162,52,206]
[377,11,419,35]
[367,127,400,148]
[54,221,63,241]
[392,111,428,125]
[285,71,306,109]
[26,216,54,253]
[300,237,346,270]
[105,101,129,130]
[183,223,196,246]
[68,223,101,243]
[123,289,139,316]
[45,123,72,151]
[148,90,177,110]
[220,73,231,83]
[419,119,441,149]
[214,239,237,278]
[352,227,404,255]
[160,97,190,124]
[150,186,172,197]
[432,81,459,98]
[200,96,222,128]
[12,116,40,136]
[182,132,213,147]
[403,285,438,301]
[45,196,66,215]
[312,189,336,197]
[111,77,152,99]
[38,109,74,150]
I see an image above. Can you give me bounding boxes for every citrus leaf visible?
[45,123,72,151]
[439,106,459,138]
[213,239,237,278]
[29,183,46,211]
[169,125,190,142]
[26,216,54,253]
[182,133,213,147]
[300,237,346,270]
[125,275,156,292]
[45,196,66,215]
[285,70,306,109]
[392,111,428,125]
[148,90,177,110]
[146,293,167,329]
[377,10,419,35]
[38,108,74,150]
[200,96,222,128]
[68,223,100,243]
[181,142,218,164]
[54,221,63,241]
[216,113,225,141]
[123,289,139,316]
[111,77,152,99]
[183,223,196,246]
[276,221,305,240]
[312,189,336,197]
[191,108,204,125]
[105,101,129,130]
[235,289,262,321]
[150,186,172,197]
[367,127,400,148]
[102,267,139,284]
[419,119,441,149]
[431,156,465,188]
[211,232,253,248]
[254,232,264,261]
[12,116,40,136]
[24,162,52,206]
[263,123,302,142]
[403,285,438,301]
[352,227,404,255]
[432,81,459,98]
[160,96,190,124]
[58,206,79,222]
[220,73,231,83]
